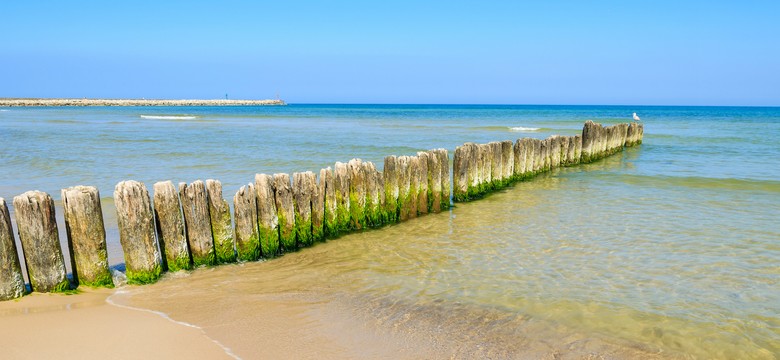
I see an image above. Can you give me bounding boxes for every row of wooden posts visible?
[0,121,642,301]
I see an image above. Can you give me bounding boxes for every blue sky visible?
[1,1,778,105]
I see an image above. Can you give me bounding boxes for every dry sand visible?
[0,289,234,360]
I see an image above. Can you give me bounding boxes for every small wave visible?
[509,126,541,132]
[140,115,198,120]
[0,109,9,112]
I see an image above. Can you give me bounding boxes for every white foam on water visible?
[508,126,540,132]
[0,109,9,112]
[106,289,241,360]
[140,115,198,120]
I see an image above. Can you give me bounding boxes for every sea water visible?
[1,105,778,358]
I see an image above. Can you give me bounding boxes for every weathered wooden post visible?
[407,156,421,219]
[333,162,351,232]
[560,136,571,166]
[206,179,235,264]
[312,171,325,241]
[61,186,113,288]
[179,181,215,267]
[397,156,412,220]
[273,173,296,252]
[320,168,337,237]
[416,153,429,215]
[347,159,367,230]
[478,143,492,193]
[598,124,608,158]
[293,171,315,247]
[539,138,550,172]
[233,184,260,262]
[513,138,526,179]
[573,135,582,164]
[489,142,503,189]
[13,191,69,292]
[425,150,442,213]
[0,198,25,300]
[532,138,542,173]
[364,162,383,226]
[153,181,191,272]
[581,120,597,163]
[114,181,162,284]
[254,174,280,258]
[501,140,514,183]
[436,148,450,210]
[565,136,576,166]
[453,145,469,202]
[383,156,399,223]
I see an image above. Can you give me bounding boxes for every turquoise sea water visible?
[1,104,779,358]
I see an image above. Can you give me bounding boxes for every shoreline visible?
[0,98,285,107]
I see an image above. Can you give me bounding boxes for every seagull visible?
[633,112,641,122]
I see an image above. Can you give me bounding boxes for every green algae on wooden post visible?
[61,186,113,288]
[573,135,582,164]
[383,156,400,223]
[233,184,261,262]
[396,156,412,220]
[490,142,503,189]
[179,180,216,267]
[415,153,429,216]
[452,145,469,202]
[364,162,384,227]
[254,174,280,258]
[153,181,191,272]
[581,120,597,163]
[435,149,450,210]
[206,179,236,264]
[312,171,326,242]
[273,173,296,252]
[114,181,162,285]
[407,156,421,219]
[532,138,542,173]
[0,198,25,300]
[320,168,337,238]
[333,162,351,233]
[347,159,367,230]
[424,150,442,213]
[292,171,315,247]
[14,191,70,292]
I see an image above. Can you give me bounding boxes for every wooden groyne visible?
[0,98,286,107]
[0,121,642,299]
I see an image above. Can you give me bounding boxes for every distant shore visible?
[0,98,286,107]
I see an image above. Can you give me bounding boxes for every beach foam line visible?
[106,290,241,360]
[140,115,198,120]
[508,126,541,132]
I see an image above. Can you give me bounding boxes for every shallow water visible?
[1,104,779,358]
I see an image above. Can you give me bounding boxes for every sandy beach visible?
[0,98,285,106]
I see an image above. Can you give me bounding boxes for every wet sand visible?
[0,289,233,359]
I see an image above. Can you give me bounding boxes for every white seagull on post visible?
[633,112,641,122]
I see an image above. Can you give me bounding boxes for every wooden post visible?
[501,140,514,182]
[0,198,25,300]
[61,186,113,288]
[114,181,162,284]
[233,184,260,262]
[179,180,215,267]
[540,138,550,172]
[14,191,69,292]
[599,124,609,158]
[453,145,469,202]
[581,120,597,163]
[573,135,582,164]
[364,162,383,227]
[425,150,442,213]
[436,149,450,210]
[312,171,325,242]
[254,174,280,258]
[320,167,337,237]
[559,136,571,166]
[532,138,542,173]
[153,181,191,272]
[407,156,420,219]
[416,153,429,216]
[293,171,315,247]
[383,156,399,223]
[478,143,491,193]
[273,173,296,252]
[565,136,576,166]
[333,162,351,232]
[347,159,366,230]
[489,142,502,188]
[397,156,412,220]
[206,179,235,264]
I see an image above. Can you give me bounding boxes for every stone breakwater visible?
[0,98,286,107]
[0,121,642,297]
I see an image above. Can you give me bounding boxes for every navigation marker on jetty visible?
[0,198,25,300]
[61,186,113,288]
[114,181,162,284]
